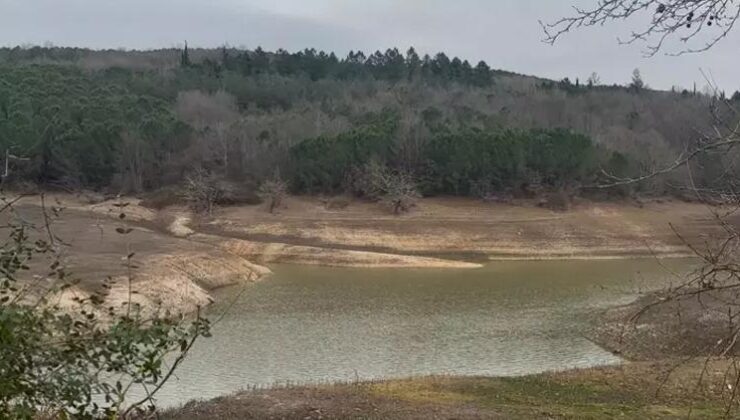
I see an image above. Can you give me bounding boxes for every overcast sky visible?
[2,0,738,91]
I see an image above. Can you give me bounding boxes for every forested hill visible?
[0,45,733,199]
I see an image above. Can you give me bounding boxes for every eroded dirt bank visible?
[11,193,726,314]
[591,287,740,361]
[199,196,718,263]
[11,195,270,317]
[44,193,726,267]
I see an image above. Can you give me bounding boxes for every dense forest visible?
[0,45,735,204]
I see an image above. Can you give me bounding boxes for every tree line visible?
[0,46,730,203]
[198,46,497,86]
[2,45,497,87]
[289,112,624,198]
[0,65,188,190]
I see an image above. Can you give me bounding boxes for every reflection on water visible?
[151,259,694,407]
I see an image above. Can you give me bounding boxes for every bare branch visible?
[542,0,740,56]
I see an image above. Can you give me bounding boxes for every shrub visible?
[0,195,210,418]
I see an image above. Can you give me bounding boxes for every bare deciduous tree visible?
[175,90,239,171]
[360,161,420,215]
[542,0,740,56]
[183,168,222,215]
[630,68,646,91]
[587,71,601,87]
[257,170,288,214]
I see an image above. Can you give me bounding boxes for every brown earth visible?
[592,287,740,361]
[32,193,724,268]
[10,195,270,317]
[8,193,728,315]
[202,195,719,262]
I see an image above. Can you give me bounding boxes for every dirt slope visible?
[203,196,718,262]
[11,196,270,316]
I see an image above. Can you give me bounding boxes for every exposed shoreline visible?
[160,359,732,419]
[47,193,719,265]
[194,195,712,266]
[12,195,272,317]
[11,193,722,316]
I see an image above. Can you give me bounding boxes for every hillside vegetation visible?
[0,45,734,201]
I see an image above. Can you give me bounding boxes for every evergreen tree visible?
[252,46,270,75]
[384,48,405,81]
[473,61,492,86]
[450,57,464,80]
[432,52,451,79]
[420,54,433,78]
[180,41,191,68]
[405,47,421,81]
[220,45,231,68]
[461,60,473,84]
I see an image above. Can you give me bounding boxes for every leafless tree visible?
[359,161,420,215]
[257,170,288,214]
[175,90,239,171]
[630,68,646,91]
[587,72,601,86]
[597,92,740,190]
[182,168,222,215]
[542,0,740,56]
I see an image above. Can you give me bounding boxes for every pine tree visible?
[406,47,421,81]
[472,61,492,86]
[180,41,191,68]
[220,45,231,69]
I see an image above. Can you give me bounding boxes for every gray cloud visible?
[1,0,738,91]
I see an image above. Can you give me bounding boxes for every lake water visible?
[151,259,694,407]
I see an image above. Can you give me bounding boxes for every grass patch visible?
[366,364,730,419]
[163,361,734,419]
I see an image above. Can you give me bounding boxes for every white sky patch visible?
[0,0,738,91]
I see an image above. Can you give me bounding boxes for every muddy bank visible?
[8,193,728,315]
[192,234,482,269]
[12,196,270,316]
[200,196,718,264]
[26,193,724,269]
[591,287,740,361]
